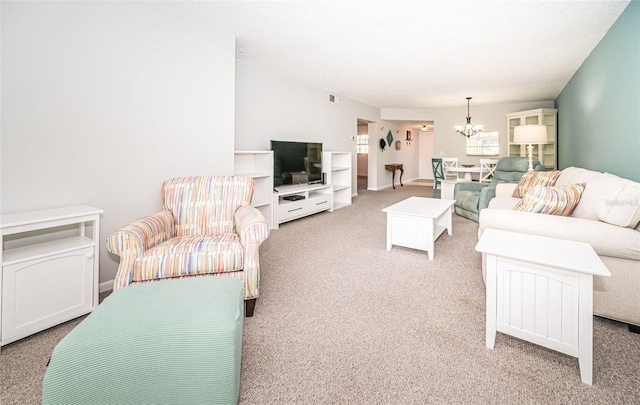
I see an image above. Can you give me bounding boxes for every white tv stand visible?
[273,183,333,228]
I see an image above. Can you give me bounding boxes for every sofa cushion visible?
[479,208,640,261]
[133,233,244,282]
[596,178,640,228]
[512,170,561,198]
[513,183,585,216]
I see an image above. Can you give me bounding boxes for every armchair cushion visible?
[133,233,244,282]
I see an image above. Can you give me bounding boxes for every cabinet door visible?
[2,246,94,343]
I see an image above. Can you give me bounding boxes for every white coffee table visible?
[475,229,610,385]
[381,197,455,260]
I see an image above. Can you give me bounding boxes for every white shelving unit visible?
[234,150,274,228]
[506,108,558,170]
[272,183,333,229]
[322,151,352,210]
[0,205,103,350]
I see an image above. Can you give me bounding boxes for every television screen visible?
[271,140,323,187]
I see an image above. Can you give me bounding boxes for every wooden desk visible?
[384,163,403,189]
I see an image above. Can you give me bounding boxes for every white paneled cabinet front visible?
[2,245,94,343]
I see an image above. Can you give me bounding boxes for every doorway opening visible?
[356,119,370,190]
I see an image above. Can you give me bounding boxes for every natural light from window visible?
[466,131,499,156]
[356,134,368,154]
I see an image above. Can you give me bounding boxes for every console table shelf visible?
[273,184,333,228]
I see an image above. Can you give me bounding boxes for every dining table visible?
[445,165,481,182]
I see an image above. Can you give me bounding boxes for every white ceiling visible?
[178,0,630,109]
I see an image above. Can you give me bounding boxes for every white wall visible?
[369,121,420,190]
[235,60,380,194]
[1,2,236,286]
[382,100,555,165]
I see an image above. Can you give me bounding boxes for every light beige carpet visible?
[1,185,638,404]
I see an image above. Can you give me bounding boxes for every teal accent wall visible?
[555,1,639,182]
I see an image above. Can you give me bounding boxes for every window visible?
[356,134,369,154]
[466,131,499,156]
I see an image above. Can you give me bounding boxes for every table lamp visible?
[513,125,548,171]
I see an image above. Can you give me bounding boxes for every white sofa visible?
[478,167,640,331]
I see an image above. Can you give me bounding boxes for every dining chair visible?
[431,158,446,198]
[442,157,459,180]
[479,158,499,183]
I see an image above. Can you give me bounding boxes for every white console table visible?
[273,184,333,228]
[476,229,610,385]
[0,205,103,350]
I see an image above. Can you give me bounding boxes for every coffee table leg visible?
[386,213,392,251]
[485,255,497,349]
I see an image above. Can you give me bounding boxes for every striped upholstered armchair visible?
[106,176,270,316]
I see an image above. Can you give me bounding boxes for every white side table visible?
[475,229,610,385]
[440,180,458,200]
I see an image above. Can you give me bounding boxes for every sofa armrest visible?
[495,183,517,198]
[106,210,175,290]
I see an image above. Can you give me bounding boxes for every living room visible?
[2,1,639,403]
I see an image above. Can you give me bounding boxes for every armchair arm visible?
[235,205,270,245]
[106,210,175,289]
[454,181,489,194]
[234,205,270,299]
[479,186,497,210]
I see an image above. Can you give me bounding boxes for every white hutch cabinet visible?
[507,108,558,170]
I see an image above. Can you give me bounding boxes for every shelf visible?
[234,150,274,228]
[235,172,271,179]
[506,108,557,170]
[3,236,94,266]
[322,151,352,210]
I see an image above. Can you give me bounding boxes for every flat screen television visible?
[271,140,323,187]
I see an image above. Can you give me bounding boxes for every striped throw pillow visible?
[512,170,562,198]
[513,183,586,216]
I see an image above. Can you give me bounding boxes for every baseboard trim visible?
[99,280,114,293]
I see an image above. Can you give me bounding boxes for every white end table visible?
[382,197,455,260]
[475,229,610,385]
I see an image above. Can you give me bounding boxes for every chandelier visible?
[454,97,483,137]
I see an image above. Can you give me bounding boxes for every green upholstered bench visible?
[42,277,244,405]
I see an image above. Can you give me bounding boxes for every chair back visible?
[441,157,459,180]
[432,158,445,182]
[161,176,254,236]
[479,159,499,183]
